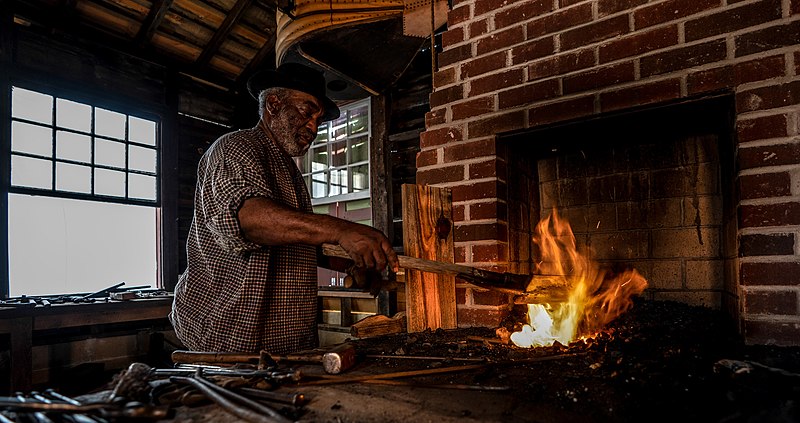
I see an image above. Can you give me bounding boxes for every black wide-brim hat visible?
[247,62,340,122]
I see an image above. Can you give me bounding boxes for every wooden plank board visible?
[350,312,406,338]
[402,184,457,332]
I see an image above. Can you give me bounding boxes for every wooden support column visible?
[10,317,33,392]
[370,95,396,317]
[402,184,456,332]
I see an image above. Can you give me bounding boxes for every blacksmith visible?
[170,62,398,354]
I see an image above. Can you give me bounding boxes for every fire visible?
[511,210,648,348]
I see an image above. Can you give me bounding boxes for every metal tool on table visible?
[0,394,168,420]
[154,366,302,383]
[171,342,358,375]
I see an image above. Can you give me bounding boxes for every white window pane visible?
[311,172,327,198]
[348,105,368,136]
[11,121,52,157]
[56,99,92,132]
[56,131,91,163]
[331,116,347,141]
[352,164,369,192]
[12,156,52,189]
[95,108,126,139]
[315,125,329,144]
[56,162,91,194]
[311,146,328,171]
[350,136,368,163]
[331,140,347,167]
[12,87,53,124]
[130,116,156,146]
[8,194,157,296]
[129,145,157,173]
[330,168,347,196]
[96,138,126,168]
[95,168,126,197]
[129,173,156,200]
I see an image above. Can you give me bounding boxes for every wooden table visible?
[0,297,173,392]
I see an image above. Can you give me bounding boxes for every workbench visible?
[0,297,173,392]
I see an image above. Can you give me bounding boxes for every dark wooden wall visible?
[386,52,430,248]
[1,19,256,291]
[1,8,428,288]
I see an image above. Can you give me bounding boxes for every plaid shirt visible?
[170,127,318,355]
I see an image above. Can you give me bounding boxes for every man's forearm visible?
[238,196,399,271]
[238,197,343,246]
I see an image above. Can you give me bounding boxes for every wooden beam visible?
[402,184,457,332]
[136,0,174,45]
[370,95,392,241]
[160,70,180,290]
[0,0,12,300]
[12,1,234,89]
[238,30,276,84]
[10,317,33,391]
[370,94,397,317]
[196,0,253,66]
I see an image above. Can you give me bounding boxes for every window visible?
[296,99,370,203]
[7,86,160,296]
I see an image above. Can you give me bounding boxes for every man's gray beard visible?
[270,117,310,157]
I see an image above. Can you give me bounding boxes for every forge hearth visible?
[292,300,799,422]
[419,0,799,345]
[502,96,737,313]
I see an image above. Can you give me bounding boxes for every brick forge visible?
[418,0,800,345]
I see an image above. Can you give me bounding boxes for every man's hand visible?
[336,222,399,272]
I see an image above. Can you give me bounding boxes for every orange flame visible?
[511,210,648,348]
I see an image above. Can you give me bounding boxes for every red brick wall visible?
[420,0,800,345]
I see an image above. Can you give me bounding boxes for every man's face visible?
[268,90,325,157]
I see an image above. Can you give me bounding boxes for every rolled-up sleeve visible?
[198,141,271,254]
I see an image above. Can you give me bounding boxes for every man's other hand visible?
[336,224,399,273]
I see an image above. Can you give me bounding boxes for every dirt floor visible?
[283,299,800,423]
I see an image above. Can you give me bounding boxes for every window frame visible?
[9,85,161,207]
[297,98,371,206]
[2,79,166,297]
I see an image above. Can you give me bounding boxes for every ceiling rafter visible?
[136,0,173,45]
[237,29,276,85]
[196,0,253,66]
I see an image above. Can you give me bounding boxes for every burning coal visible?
[511,210,648,348]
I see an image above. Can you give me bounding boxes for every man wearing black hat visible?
[170,63,399,354]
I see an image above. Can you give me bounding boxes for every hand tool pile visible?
[0,360,309,423]
[0,283,169,307]
[0,388,169,422]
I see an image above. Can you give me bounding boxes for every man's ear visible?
[265,94,282,116]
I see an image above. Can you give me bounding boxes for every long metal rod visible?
[301,363,489,385]
[33,392,102,423]
[170,376,290,423]
[363,379,510,391]
[366,354,487,362]
[305,352,586,386]
[192,377,292,423]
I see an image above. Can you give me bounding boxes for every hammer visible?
[171,343,358,374]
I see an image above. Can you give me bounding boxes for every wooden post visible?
[370,95,396,317]
[402,184,457,332]
[10,317,33,392]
